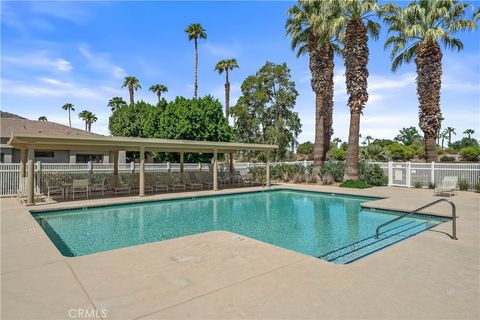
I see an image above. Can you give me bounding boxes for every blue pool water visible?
[33,190,447,263]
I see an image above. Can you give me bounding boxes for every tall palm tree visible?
[383,0,477,162]
[329,0,381,181]
[62,103,75,127]
[121,76,141,105]
[84,112,98,132]
[108,97,127,112]
[444,127,456,146]
[286,0,339,169]
[333,137,342,148]
[185,23,207,98]
[38,116,47,121]
[214,59,239,119]
[149,84,168,103]
[78,110,89,131]
[464,129,475,139]
[365,135,373,145]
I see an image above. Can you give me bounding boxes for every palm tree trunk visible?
[343,19,369,181]
[194,39,198,98]
[344,111,361,180]
[68,109,72,127]
[225,70,230,119]
[416,41,442,162]
[84,121,87,131]
[323,43,335,161]
[129,86,134,106]
[313,93,325,169]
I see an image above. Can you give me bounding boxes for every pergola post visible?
[20,149,27,178]
[139,147,145,197]
[113,150,119,184]
[27,145,35,206]
[229,152,234,177]
[213,150,218,191]
[266,160,270,187]
[180,152,184,173]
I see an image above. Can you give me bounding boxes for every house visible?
[0,112,126,163]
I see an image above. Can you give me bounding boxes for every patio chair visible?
[182,172,202,190]
[240,173,255,186]
[196,172,214,189]
[165,173,186,191]
[90,176,107,196]
[152,173,169,193]
[72,179,89,200]
[107,175,131,196]
[45,177,64,199]
[434,176,459,197]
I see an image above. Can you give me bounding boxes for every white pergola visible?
[8,132,278,205]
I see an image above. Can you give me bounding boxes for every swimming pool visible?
[32,190,447,263]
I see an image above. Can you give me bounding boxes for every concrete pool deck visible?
[1,185,479,319]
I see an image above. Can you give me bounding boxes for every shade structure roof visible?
[8,132,278,153]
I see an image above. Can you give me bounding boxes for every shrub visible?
[450,138,478,150]
[386,143,415,160]
[437,147,444,155]
[414,181,422,188]
[331,148,346,161]
[320,162,345,182]
[340,180,370,189]
[440,155,456,162]
[458,179,469,191]
[444,147,458,154]
[322,175,334,185]
[305,173,319,184]
[428,182,435,189]
[297,141,314,155]
[460,146,480,161]
[359,162,388,186]
[475,181,480,193]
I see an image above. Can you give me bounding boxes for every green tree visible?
[62,103,75,127]
[78,110,89,131]
[332,137,342,148]
[394,126,421,145]
[149,84,168,103]
[109,101,156,138]
[231,62,301,162]
[108,97,127,112]
[185,23,207,98]
[286,0,339,167]
[330,0,381,181]
[297,141,314,155]
[364,135,373,145]
[383,0,478,162]
[38,116,47,121]
[214,58,239,119]
[464,129,475,139]
[84,112,98,132]
[122,76,141,105]
[444,127,456,146]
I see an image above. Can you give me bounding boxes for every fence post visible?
[388,161,393,186]
[130,161,135,173]
[431,162,435,186]
[406,162,411,188]
[303,160,307,168]
[36,161,42,193]
[167,162,171,173]
[198,162,201,171]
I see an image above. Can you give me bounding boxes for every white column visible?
[19,149,26,178]
[266,160,271,187]
[139,147,145,197]
[406,161,411,188]
[430,162,435,186]
[113,150,119,185]
[388,161,393,187]
[213,150,218,191]
[27,145,35,206]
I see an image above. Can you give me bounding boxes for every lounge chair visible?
[107,175,131,196]
[128,173,154,194]
[196,172,214,189]
[434,176,458,197]
[164,173,186,191]
[45,177,64,199]
[90,176,107,196]
[240,173,255,186]
[72,179,89,200]
[182,172,202,190]
[151,173,169,192]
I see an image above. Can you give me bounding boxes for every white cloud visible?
[29,2,89,24]
[202,41,241,58]
[79,45,126,79]
[3,52,73,72]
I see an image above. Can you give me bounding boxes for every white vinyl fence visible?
[0,161,479,196]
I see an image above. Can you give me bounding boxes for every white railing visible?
[0,161,478,196]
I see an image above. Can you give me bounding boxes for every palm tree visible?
[214,59,239,119]
[185,23,207,98]
[38,116,47,121]
[365,135,373,145]
[333,137,342,148]
[108,97,127,112]
[383,0,477,162]
[84,112,98,132]
[62,103,75,127]
[78,110,89,131]
[444,127,456,146]
[464,129,475,139]
[122,76,141,105]
[149,84,168,103]
[329,0,381,181]
[286,0,339,169]
[440,129,448,149]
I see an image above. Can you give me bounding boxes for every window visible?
[0,153,4,163]
[35,151,54,158]
[76,154,103,163]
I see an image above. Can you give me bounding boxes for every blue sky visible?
[1,1,479,143]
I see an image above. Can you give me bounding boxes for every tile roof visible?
[1,118,102,138]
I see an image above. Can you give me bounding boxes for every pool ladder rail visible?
[375,198,457,240]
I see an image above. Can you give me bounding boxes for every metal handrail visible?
[375,199,457,240]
